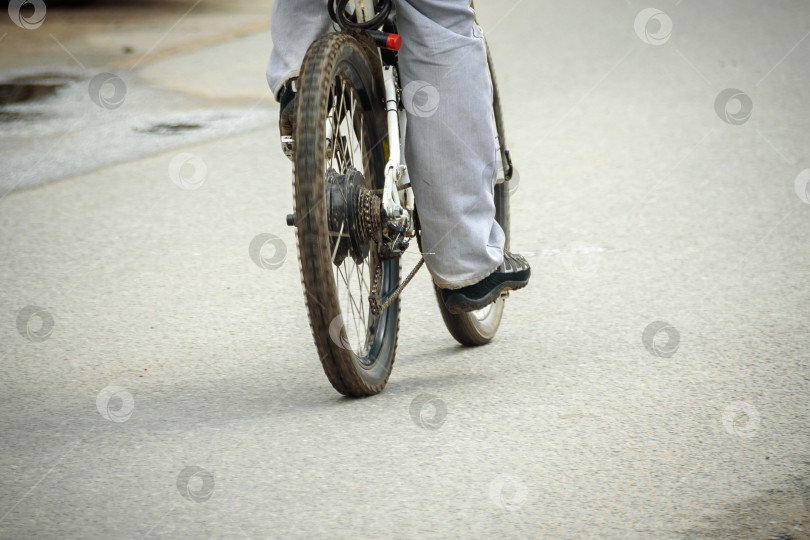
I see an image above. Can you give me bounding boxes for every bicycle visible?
[284,0,516,396]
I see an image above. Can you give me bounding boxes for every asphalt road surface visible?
[1,1,809,538]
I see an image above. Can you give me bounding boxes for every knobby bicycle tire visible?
[293,30,400,396]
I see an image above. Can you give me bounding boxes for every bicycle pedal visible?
[281,136,295,161]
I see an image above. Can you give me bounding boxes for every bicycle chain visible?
[369,257,425,316]
[353,184,423,316]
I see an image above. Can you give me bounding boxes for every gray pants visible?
[267,0,505,288]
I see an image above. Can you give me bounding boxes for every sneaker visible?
[278,77,297,138]
[440,250,531,314]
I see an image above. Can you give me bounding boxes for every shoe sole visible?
[443,280,528,315]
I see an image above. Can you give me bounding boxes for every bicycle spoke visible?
[342,267,368,354]
[360,120,362,175]
[331,221,345,265]
[356,260,366,323]
[339,267,359,349]
[336,261,367,352]
[348,93,361,172]
[320,75,381,359]
[343,264,365,320]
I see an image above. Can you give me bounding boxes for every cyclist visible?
[267,0,530,313]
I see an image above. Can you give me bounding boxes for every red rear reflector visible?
[386,34,402,51]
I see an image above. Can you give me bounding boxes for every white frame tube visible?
[353,0,376,23]
[382,66,404,217]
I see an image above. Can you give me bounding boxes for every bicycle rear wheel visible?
[293,30,400,396]
[432,38,512,347]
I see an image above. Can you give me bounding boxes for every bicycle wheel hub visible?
[326,167,381,265]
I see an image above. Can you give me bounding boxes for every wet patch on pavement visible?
[135,123,203,135]
[0,74,80,106]
[0,68,275,193]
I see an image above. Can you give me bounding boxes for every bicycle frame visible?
[287,0,516,396]
[284,1,417,247]
[353,0,377,23]
[352,0,416,246]
[381,67,414,230]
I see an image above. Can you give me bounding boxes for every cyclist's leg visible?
[266,0,333,98]
[393,0,505,289]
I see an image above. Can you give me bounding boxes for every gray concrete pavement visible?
[1,1,809,538]
[0,3,277,192]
